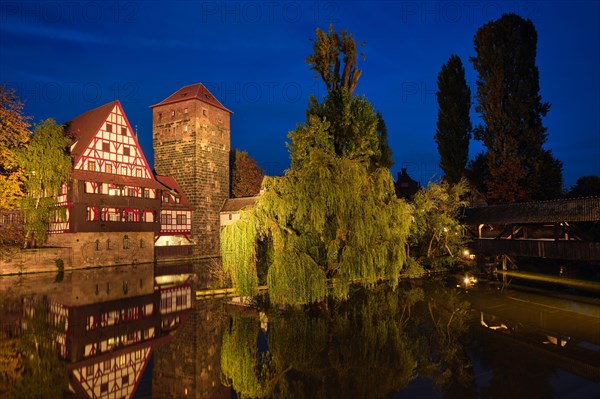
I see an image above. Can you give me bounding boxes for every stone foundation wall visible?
[1,231,154,275]
[46,231,155,268]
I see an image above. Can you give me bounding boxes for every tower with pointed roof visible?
[151,83,232,256]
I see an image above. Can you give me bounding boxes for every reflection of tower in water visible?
[153,260,230,398]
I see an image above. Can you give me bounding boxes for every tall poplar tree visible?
[435,55,471,184]
[471,13,562,203]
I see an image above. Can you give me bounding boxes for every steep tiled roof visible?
[462,196,600,224]
[220,197,258,213]
[150,83,232,113]
[64,101,118,159]
[155,175,191,208]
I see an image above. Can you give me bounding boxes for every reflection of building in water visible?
[22,265,193,399]
[153,300,229,398]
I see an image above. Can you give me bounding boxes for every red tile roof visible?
[64,101,119,159]
[155,175,192,208]
[149,83,232,113]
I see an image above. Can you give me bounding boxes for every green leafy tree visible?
[221,26,411,305]
[0,85,31,209]
[230,149,265,198]
[435,55,472,184]
[17,119,71,248]
[306,25,391,169]
[471,13,562,203]
[409,179,470,270]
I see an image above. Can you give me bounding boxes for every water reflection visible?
[2,266,599,398]
[220,282,473,399]
[0,264,193,399]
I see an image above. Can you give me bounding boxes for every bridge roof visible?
[462,196,600,225]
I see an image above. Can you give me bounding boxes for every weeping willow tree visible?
[221,26,412,305]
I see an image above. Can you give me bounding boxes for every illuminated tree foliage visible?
[230,149,265,198]
[0,84,31,209]
[471,13,562,203]
[16,119,71,247]
[220,282,472,399]
[221,26,410,305]
[409,179,470,270]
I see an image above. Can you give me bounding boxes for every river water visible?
[1,260,598,399]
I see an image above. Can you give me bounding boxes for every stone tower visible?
[151,83,232,256]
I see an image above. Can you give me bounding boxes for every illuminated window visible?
[171,110,175,117]
[87,161,96,171]
[105,163,112,174]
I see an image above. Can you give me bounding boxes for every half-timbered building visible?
[154,175,194,257]
[45,100,192,266]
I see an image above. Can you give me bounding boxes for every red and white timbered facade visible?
[46,100,192,251]
[155,175,193,248]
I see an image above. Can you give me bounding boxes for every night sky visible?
[1,1,599,188]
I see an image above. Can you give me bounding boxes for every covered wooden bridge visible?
[462,197,600,262]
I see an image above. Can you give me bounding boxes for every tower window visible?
[171,111,175,117]
[202,109,207,117]
[184,108,188,114]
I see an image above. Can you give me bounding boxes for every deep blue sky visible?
[1,1,599,188]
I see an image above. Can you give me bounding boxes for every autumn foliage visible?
[230,149,265,198]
